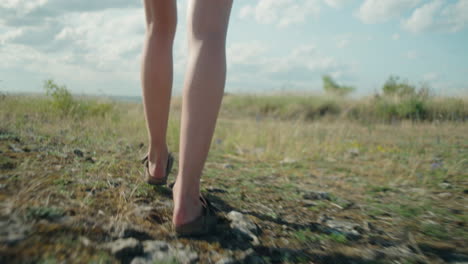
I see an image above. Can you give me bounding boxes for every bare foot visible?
[172,178,202,227]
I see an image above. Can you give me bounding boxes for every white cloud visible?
[402,0,443,33]
[239,0,321,28]
[392,33,400,40]
[403,0,468,33]
[336,34,352,48]
[356,0,421,24]
[0,0,140,26]
[406,50,418,60]
[422,72,440,82]
[0,0,47,15]
[228,41,268,65]
[225,41,353,92]
[0,3,146,95]
[323,0,350,9]
[443,0,468,32]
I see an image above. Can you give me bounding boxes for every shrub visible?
[43,79,77,116]
[322,75,355,97]
[382,75,416,98]
[396,97,427,119]
[370,76,432,121]
[43,79,115,119]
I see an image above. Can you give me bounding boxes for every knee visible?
[190,26,227,45]
[147,15,177,39]
[189,1,231,43]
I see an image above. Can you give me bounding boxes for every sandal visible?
[173,194,218,237]
[141,152,174,186]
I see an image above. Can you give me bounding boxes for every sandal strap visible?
[141,154,148,164]
[141,153,173,186]
[174,195,218,236]
[199,194,219,213]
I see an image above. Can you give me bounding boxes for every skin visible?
[141,0,233,227]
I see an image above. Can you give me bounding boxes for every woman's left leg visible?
[141,0,177,179]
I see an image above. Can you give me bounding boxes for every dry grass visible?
[0,94,467,263]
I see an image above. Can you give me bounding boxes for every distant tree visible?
[382,75,416,98]
[322,75,355,97]
[43,79,76,116]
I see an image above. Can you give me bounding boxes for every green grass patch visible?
[26,206,66,221]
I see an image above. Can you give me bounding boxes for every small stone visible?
[223,163,234,169]
[130,257,149,264]
[216,257,236,264]
[325,219,363,240]
[0,220,29,245]
[368,236,396,247]
[409,188,426,196]
[175,242,184,249]
[143,240,170,253]
[334,198,354,209]
[347,148,359,157]
[302,200,317,207]
[80,236,92,247]
[105,238,143,260]
[85,156,95,163]
[174,249,199,264]
[376,245,418,260]
[303,191,331,200]
[227,211,258,234]
[227,211,260,245]
[437,192,452,199]
[326,219,360,229]
[133,241,175,264]
[73,149,84,157]
[438,182,452,189]
[317,214,333,224]
[8,144,23,153]
[252,148,265,154]
[280,158,297,164]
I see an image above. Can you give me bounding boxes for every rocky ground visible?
[0,121,467,263]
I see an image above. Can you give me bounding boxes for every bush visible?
[43,79,77,116]
[322,75,355,97]
[374,97,427,121]
[43,79,115,119]
[368,76,433,121]
[382,75,416,98]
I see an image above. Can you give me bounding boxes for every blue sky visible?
[1,0,467,97]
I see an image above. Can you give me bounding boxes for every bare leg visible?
[173,0,233,227]
[141,0,177,180]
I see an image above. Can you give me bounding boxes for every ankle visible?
[173,178,200,201]
[147,144,168,161]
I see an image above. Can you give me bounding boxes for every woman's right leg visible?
[141,0,177,180]
[173,0,233,227]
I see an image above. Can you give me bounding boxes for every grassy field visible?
[0,92,467,263]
